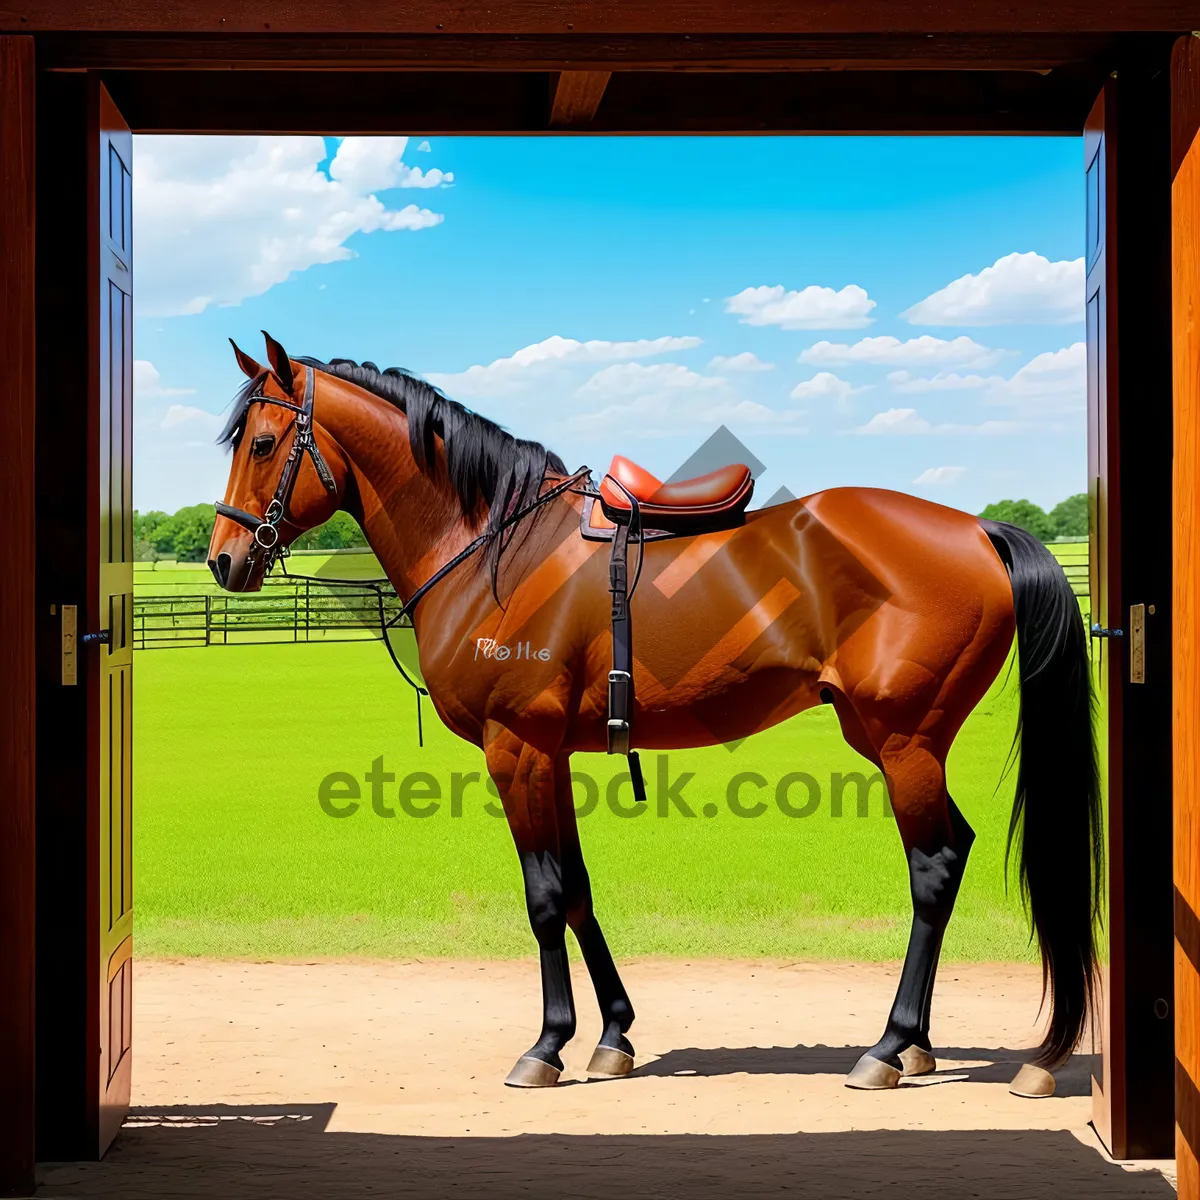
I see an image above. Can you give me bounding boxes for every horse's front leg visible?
[553,755,636,1079]
[486,724,578,1088]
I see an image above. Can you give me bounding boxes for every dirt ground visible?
[38,959,1176,1199]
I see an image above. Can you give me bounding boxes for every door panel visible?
[1088,54,1176,1162]
[92,79,134,1155]
[1086,79,1124,1155]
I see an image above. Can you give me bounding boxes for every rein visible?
[276,470,589,746]
[383,466,593,630]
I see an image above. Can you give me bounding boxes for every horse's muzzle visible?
[209,552,232,588]
[207,513,267,592]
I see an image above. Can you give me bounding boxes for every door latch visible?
[61,603,77,686]
[80,630,111,647]
[1129,603,1146,684]
[1090,624,1124,638]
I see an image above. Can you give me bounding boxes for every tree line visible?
[134,505,367,563]
[132,490,1089,564]
[976,493,1087,543]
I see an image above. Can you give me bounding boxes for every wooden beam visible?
[1173,32,1200,177]
[0,32,37,1200]
[4,0,1200,35]
[101,64,1104,135]
[35,32,1120,73]
[550,69,610,126]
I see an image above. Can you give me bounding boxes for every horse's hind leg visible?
[846,740,975,1090]
[553,758,636,1078]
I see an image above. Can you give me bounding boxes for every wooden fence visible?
[133,577,407,648]
[132,539,1091,649]
[1051,539,1090,617]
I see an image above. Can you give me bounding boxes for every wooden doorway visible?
[0,16,1185,1194]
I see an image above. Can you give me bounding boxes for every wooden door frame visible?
[1171,32,1200,1199]
[0,13,1187,1196]
[0,32,38,1200]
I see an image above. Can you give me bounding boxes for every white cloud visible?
[134,359,195,399]
[725,284,876,330]
[883,343,1085,427]
[424,332,805,455]
[560,359,805,437]
[563,391,805,439]
[854,407,1020,437]
[903,252,1084,327]
[988,342,1085,406]
[708,352,774,372]
[913,466,967,486]
[801,334,1004,370]
[416,140,432,152]
[577,361,725,398]
[789,372,866,409]
[888,370,1003,393]
[856,408,933,435]
[134,135,446,316]
[327,136,453,191]
[427,334,702,399]
[161,404,220,431]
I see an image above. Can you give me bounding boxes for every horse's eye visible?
[251,434,276,459]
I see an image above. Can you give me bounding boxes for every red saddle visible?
[598,455,754,533]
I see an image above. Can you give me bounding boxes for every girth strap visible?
[604,480,648,804]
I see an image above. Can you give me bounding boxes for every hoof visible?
[587,1045,635,1079]
[845,1053,902,1091]
[1009,1062,1055,1098]
[504,1055,562,1089]
[899,1045,937,1077]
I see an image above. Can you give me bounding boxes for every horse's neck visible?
[320,392,480,599]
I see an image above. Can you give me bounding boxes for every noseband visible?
[215,365,338,571]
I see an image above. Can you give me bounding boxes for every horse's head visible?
[208,332,347,591]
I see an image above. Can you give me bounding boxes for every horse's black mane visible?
[219,356,569,574]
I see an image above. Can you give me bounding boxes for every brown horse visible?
[208,333,1101,1095]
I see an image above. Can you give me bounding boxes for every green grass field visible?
[134,637,1042,963]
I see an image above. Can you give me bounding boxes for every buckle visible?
[607,718,630,756]
[254,523,279,549]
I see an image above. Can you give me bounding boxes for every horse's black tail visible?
[980,518,1102,1067]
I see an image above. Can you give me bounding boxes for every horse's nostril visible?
[210,554,232,588]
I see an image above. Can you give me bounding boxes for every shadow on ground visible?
[37,1098,1169,1200]
[635,1045,1098,1097]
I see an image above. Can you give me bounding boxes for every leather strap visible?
[384,467,591,628]
[214,501,263,531]
[603,475,647,802]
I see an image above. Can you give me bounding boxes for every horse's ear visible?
[261,330,295,394]
[229,338,264,380]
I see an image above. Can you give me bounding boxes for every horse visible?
[207,331,1101,1096]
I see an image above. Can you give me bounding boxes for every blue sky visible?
[133,135,1086,516]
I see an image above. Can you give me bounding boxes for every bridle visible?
[212,362,596,742]
[214,365,338,572]
[215,359,592,624]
